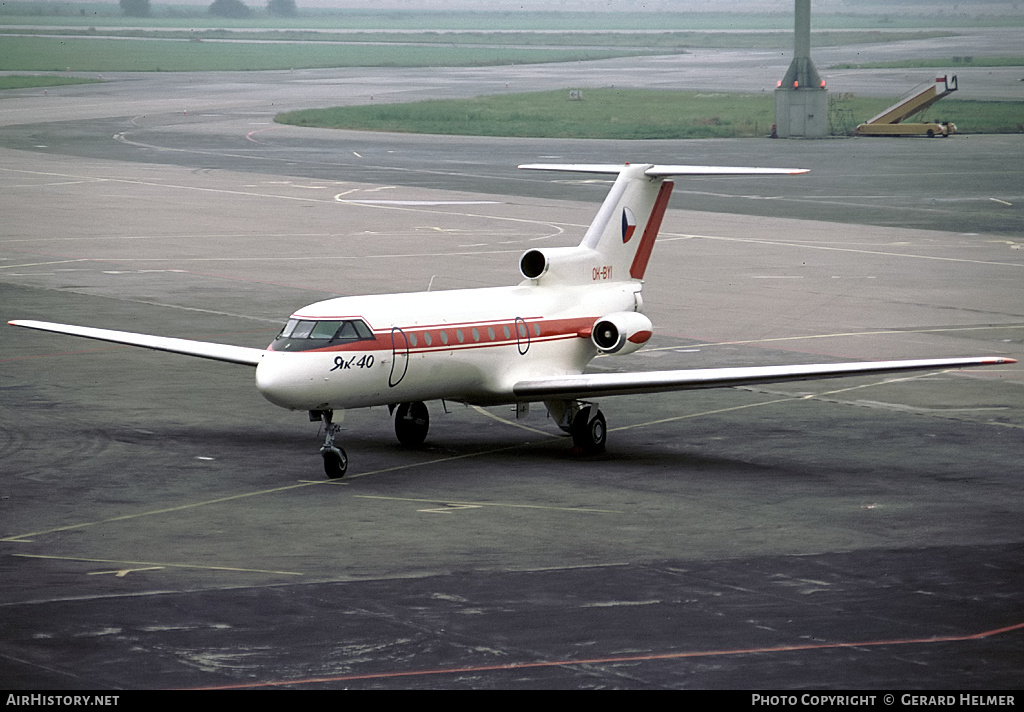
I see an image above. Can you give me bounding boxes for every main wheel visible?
[322,446,348,479]
[571,406,606,454]
[395,401,429,447]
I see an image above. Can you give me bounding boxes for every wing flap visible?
[513,357,1015,400]
[8,320,266,367]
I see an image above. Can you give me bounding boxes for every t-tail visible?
[516,163,808,286]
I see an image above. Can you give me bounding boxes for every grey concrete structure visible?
[775,0,828,138]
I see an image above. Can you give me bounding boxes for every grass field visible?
[0,74,102,90]
[830,57,1024,69]
[275,89,1024,139]
[3,6,1020,30]
[0,29,961,73]
[0,35,670,72]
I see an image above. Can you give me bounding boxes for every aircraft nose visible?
[256,353,316,410]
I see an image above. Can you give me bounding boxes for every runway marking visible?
[355,495,622,515]
[0,258,90,270]
[190,620,1024,689]
[416,503,483,514]
[14,554,303,577]
[88,566,165,577]
[665,231,1024,269]
[0,166,562,239]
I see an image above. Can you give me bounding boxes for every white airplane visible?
[9,163,1015,478]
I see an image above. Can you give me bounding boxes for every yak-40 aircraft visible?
[10,163,1016,478]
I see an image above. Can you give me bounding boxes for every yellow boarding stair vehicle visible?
[856,75,958,137]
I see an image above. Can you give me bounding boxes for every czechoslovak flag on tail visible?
[621,207,636,243]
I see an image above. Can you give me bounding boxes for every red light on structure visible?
[777,80,782,88]
[793,81,799,88]
[820,80,826,88]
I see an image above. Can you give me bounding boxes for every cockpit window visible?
[310,320,341,339]
[274,319,375,351]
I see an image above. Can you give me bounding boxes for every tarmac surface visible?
[0,41,1022,689]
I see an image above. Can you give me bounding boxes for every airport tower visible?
[774,0,828,138]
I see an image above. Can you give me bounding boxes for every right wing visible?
[8,320,266,366]
[512,357,1016,401]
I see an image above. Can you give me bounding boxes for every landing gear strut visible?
[394,401,429,447]
[316,410,348,479]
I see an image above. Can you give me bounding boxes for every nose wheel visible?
[317,410,348,479]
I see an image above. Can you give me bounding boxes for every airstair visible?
[856,75,958,137]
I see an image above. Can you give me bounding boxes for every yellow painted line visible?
[470,404,554,436]
[0,481,325,542]
[610,397,795,432]
[355,495,622,515]
[611,369,1010,432]
[14,553,303,577]
[342,439,553,480]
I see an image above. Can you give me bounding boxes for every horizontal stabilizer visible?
[518,163,809,177]
[513,357,1015,400]
[8,320,266,366]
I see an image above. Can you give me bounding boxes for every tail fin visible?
[517,163,807,285]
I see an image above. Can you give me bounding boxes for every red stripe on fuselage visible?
[268,316,598,354]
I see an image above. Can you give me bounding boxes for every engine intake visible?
[591,312,653,355]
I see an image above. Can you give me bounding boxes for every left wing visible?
[8,320,266,366]
[513,357,1015,400]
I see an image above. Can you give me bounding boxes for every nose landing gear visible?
[310,402,430,480]
[315,410,347,479]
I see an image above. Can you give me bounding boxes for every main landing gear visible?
[545,400,607,455]
[569,404,607,455]
[313,401,431,479]
[393,401,430,447]
[313,400,606,479]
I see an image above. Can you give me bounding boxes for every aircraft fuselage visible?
[255,280,643,412]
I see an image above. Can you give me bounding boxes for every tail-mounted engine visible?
[520,246,601,286]
[591,311,653,355]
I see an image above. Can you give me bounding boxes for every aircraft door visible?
[389,326,409,387]
[515,317,530,355]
